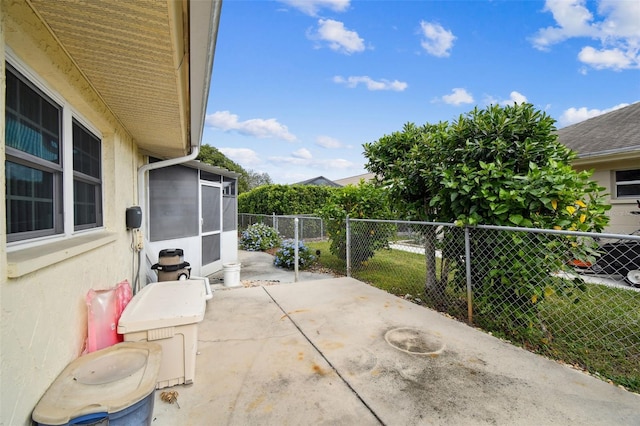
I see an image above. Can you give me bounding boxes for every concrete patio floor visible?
[149,274,640,425]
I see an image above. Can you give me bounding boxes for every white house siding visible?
[1,2,142,424]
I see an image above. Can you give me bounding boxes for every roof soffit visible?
[28,0,189,157]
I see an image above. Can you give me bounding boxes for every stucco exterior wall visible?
[1,2,142,424]
[574,158,640,235]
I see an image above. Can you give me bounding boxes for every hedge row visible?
[238,184,337,215]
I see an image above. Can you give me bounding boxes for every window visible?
[5,62,102,242]
[615,169,640,199]
[73,120,102,230]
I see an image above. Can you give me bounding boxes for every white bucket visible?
[223,263,242,288]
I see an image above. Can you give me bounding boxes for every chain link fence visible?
[239,213,325,240]
[237,213,639,387]
[346,218,640,389]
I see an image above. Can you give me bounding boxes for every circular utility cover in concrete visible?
[385,327,445,355]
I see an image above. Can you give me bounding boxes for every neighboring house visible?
[295,175,341,187]
[334,172,375,187]
[1,1,223,424]
[557,102,640,234]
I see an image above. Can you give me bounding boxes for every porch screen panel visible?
[202,185,221,233]
[202,233,221,265]
[223,177,237,232]
[149,165,198,241]
[223,196,236,231]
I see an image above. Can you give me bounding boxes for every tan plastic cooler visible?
[117,280,206,389]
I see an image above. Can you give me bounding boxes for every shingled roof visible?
[294,176,341,187]
[557,102,640,158]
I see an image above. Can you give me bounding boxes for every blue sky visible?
[203,0,640,184]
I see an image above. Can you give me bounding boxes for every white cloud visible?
[333,75,408,91]
[278,0,350,16]
[481,91,528,106]
[558,102,629,127]
[316,135,344,149]
[501,91,528,105]
[578,46,634,70]
[219,148,262,166]
[310,19,365,54]
[419,21,456,57]
[292,148,312,159]
[205,111,296,142]
[531,0,596,49]
[531,0,640,70]
[441,88,474,105]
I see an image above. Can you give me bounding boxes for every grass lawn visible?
[306,240,640,393]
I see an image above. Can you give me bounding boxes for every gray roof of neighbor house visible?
[557,102,640,159]
[294,176,341,187]
[334,173,376,186]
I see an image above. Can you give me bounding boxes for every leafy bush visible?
[363,103,611,324]
[317,181,395,264]
[274,240,316,270]
[240,223,281,251]
[239,184,337,214]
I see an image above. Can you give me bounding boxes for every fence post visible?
[272,212,277,233]
[294,217,299,282]
[464,226,473,325]
[300,217,304,240]
[346,215,351,277]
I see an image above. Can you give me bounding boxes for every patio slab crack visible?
[262,286,386,426]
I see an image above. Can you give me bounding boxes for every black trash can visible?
[151,248,191,281]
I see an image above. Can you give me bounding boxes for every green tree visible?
[197,144,249,193]
[197,145,274,193]
[364,103,610,328]
[246,169,273,190]
[317,182,395,264]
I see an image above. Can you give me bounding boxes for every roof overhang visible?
[572,147,640,167]
[26,0,222,158]
[183,160,241,179]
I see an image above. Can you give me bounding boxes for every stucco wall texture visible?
[2,2,142,424]
[578,161,640,235]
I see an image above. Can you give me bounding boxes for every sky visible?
[202,0,640,184]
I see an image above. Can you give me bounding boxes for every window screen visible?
[202,233,221,265]
[223,196,237,231]
[202,185,221,233]
[5,63,63,241]
[149,165,199,241]
[615,169,640,198]
[73,120,102,230]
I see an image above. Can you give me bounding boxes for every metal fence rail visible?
[346,218,640,384]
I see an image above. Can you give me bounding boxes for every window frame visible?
[5,56,104,245]
[72,119,103,231]
[614,168,640,199]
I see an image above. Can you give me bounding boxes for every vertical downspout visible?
[136,146,200,290]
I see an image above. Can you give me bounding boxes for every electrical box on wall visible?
[126,206,142,229]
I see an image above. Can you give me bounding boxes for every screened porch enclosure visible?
[146,161,238,282]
